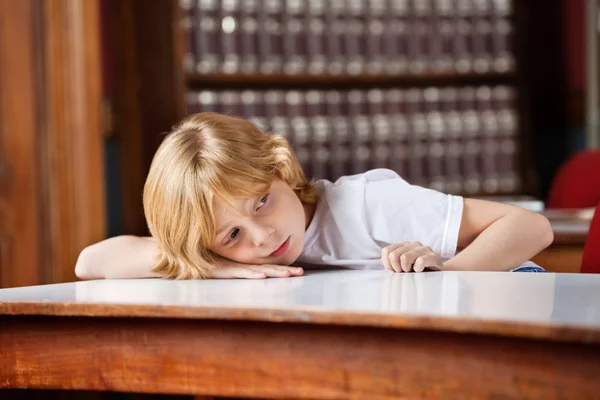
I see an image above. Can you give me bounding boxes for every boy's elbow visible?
[75,247,99,280]
[534,212,554,250]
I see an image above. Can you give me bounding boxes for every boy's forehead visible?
[213,194,253,218]
[210,179,273,216]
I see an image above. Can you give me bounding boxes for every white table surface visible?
[1,270,599,330]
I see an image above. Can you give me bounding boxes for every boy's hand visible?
[206,262,304,279]
[381,242,443,272]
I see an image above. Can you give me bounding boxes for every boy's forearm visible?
[443,211,553,271]
[75,235,160,279]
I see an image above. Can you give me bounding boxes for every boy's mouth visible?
[269,236,291,257]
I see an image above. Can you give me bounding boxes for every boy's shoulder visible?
[329,168,405,187]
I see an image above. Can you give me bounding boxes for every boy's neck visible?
[303,202,317,230]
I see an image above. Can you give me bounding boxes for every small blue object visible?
[510,265,548,273]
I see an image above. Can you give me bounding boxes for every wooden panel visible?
[1,300,599,344]
[533,245,584,273]
[1,316,599,398]
[185,71,518,90]
[39,0,106,283]
[0,0,42,288]
[106,0,185,236]
[0,0,105,287]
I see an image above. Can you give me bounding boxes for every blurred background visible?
[0,0,598,288]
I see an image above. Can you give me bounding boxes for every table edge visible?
[1,301,599,344]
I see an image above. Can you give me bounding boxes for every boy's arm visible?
[75,236,304,280]
[75,235,161,279]
[443,199,554,271]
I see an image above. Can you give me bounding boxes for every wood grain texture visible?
[106,0,186,236]
[1,316,599,399]
[39,0,106,284]
[532,245,583,273]
[0,302,598,344]
[0,0,105,288]
[0,0,42,288]
[184,71,518,90]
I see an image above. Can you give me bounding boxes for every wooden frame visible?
[2,315,600,398]
[0,0,105,287]
[40,0,106,284]
[0,0,42,287]
[104,0,186,236]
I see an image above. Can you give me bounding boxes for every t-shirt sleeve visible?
[362,169,464,259]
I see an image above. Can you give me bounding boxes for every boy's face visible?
[209,179,310,266]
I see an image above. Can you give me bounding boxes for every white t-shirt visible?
[296,169,464,269]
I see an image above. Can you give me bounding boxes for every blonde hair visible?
[143,112,318,279]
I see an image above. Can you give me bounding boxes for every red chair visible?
[547,150,600,209]
[581,201,600,273]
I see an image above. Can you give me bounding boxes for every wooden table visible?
[1,270,600,399]
[532,209,592,273]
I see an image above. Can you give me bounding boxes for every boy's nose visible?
[251,225,275,247]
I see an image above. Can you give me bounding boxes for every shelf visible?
[185,72,518,91]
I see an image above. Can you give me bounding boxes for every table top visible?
[1,270,599,343]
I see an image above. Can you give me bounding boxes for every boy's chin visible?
[283,247,302,265]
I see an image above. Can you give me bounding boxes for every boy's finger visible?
[386,244,412,272]
[400,247,430,272]
[389,251,404,273]
[235,268,268,279]
[210,267,266,279]
[380,248,394,271]
[250,266,292,277]
[415,255,443,272]
[273,266,304,275]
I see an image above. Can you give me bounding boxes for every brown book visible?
[324,0,346,75]
[366,89,389,170]
[283,0,307,75]
[180,0,196,73]
[432,0,454,73]
[347,90,370,174]
[491,10,514,72]
[459,87,481,193]
[257,0,284,74]
[195,0,220,74]
[406,89,427,185]
[240,0,259,73]
[242,90,268,132]
[384,89,409,178]
[408,0,431,74]
[496,137,520,193]
[492,85,518,138]
[186,90,220,114]
[306,90,330,179]
[285,91,311,176]
[384,0,409,74]
[437,88,462,193]
[453,4,473,73]
[264,90,289,138]
[472,2,493,74]
[220,0,241,74]
[365,0,386,74]
[219,90,243,117]
[422,87,445,191]
[306,0,327,75]
[345,0,366,75]
[325,90,348,180]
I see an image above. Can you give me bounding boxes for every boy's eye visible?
[257,193,269,209]
[229,228,240,241]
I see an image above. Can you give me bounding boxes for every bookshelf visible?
[185,71,518,89]
[178,0,524,193]
[106,0,563,236]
